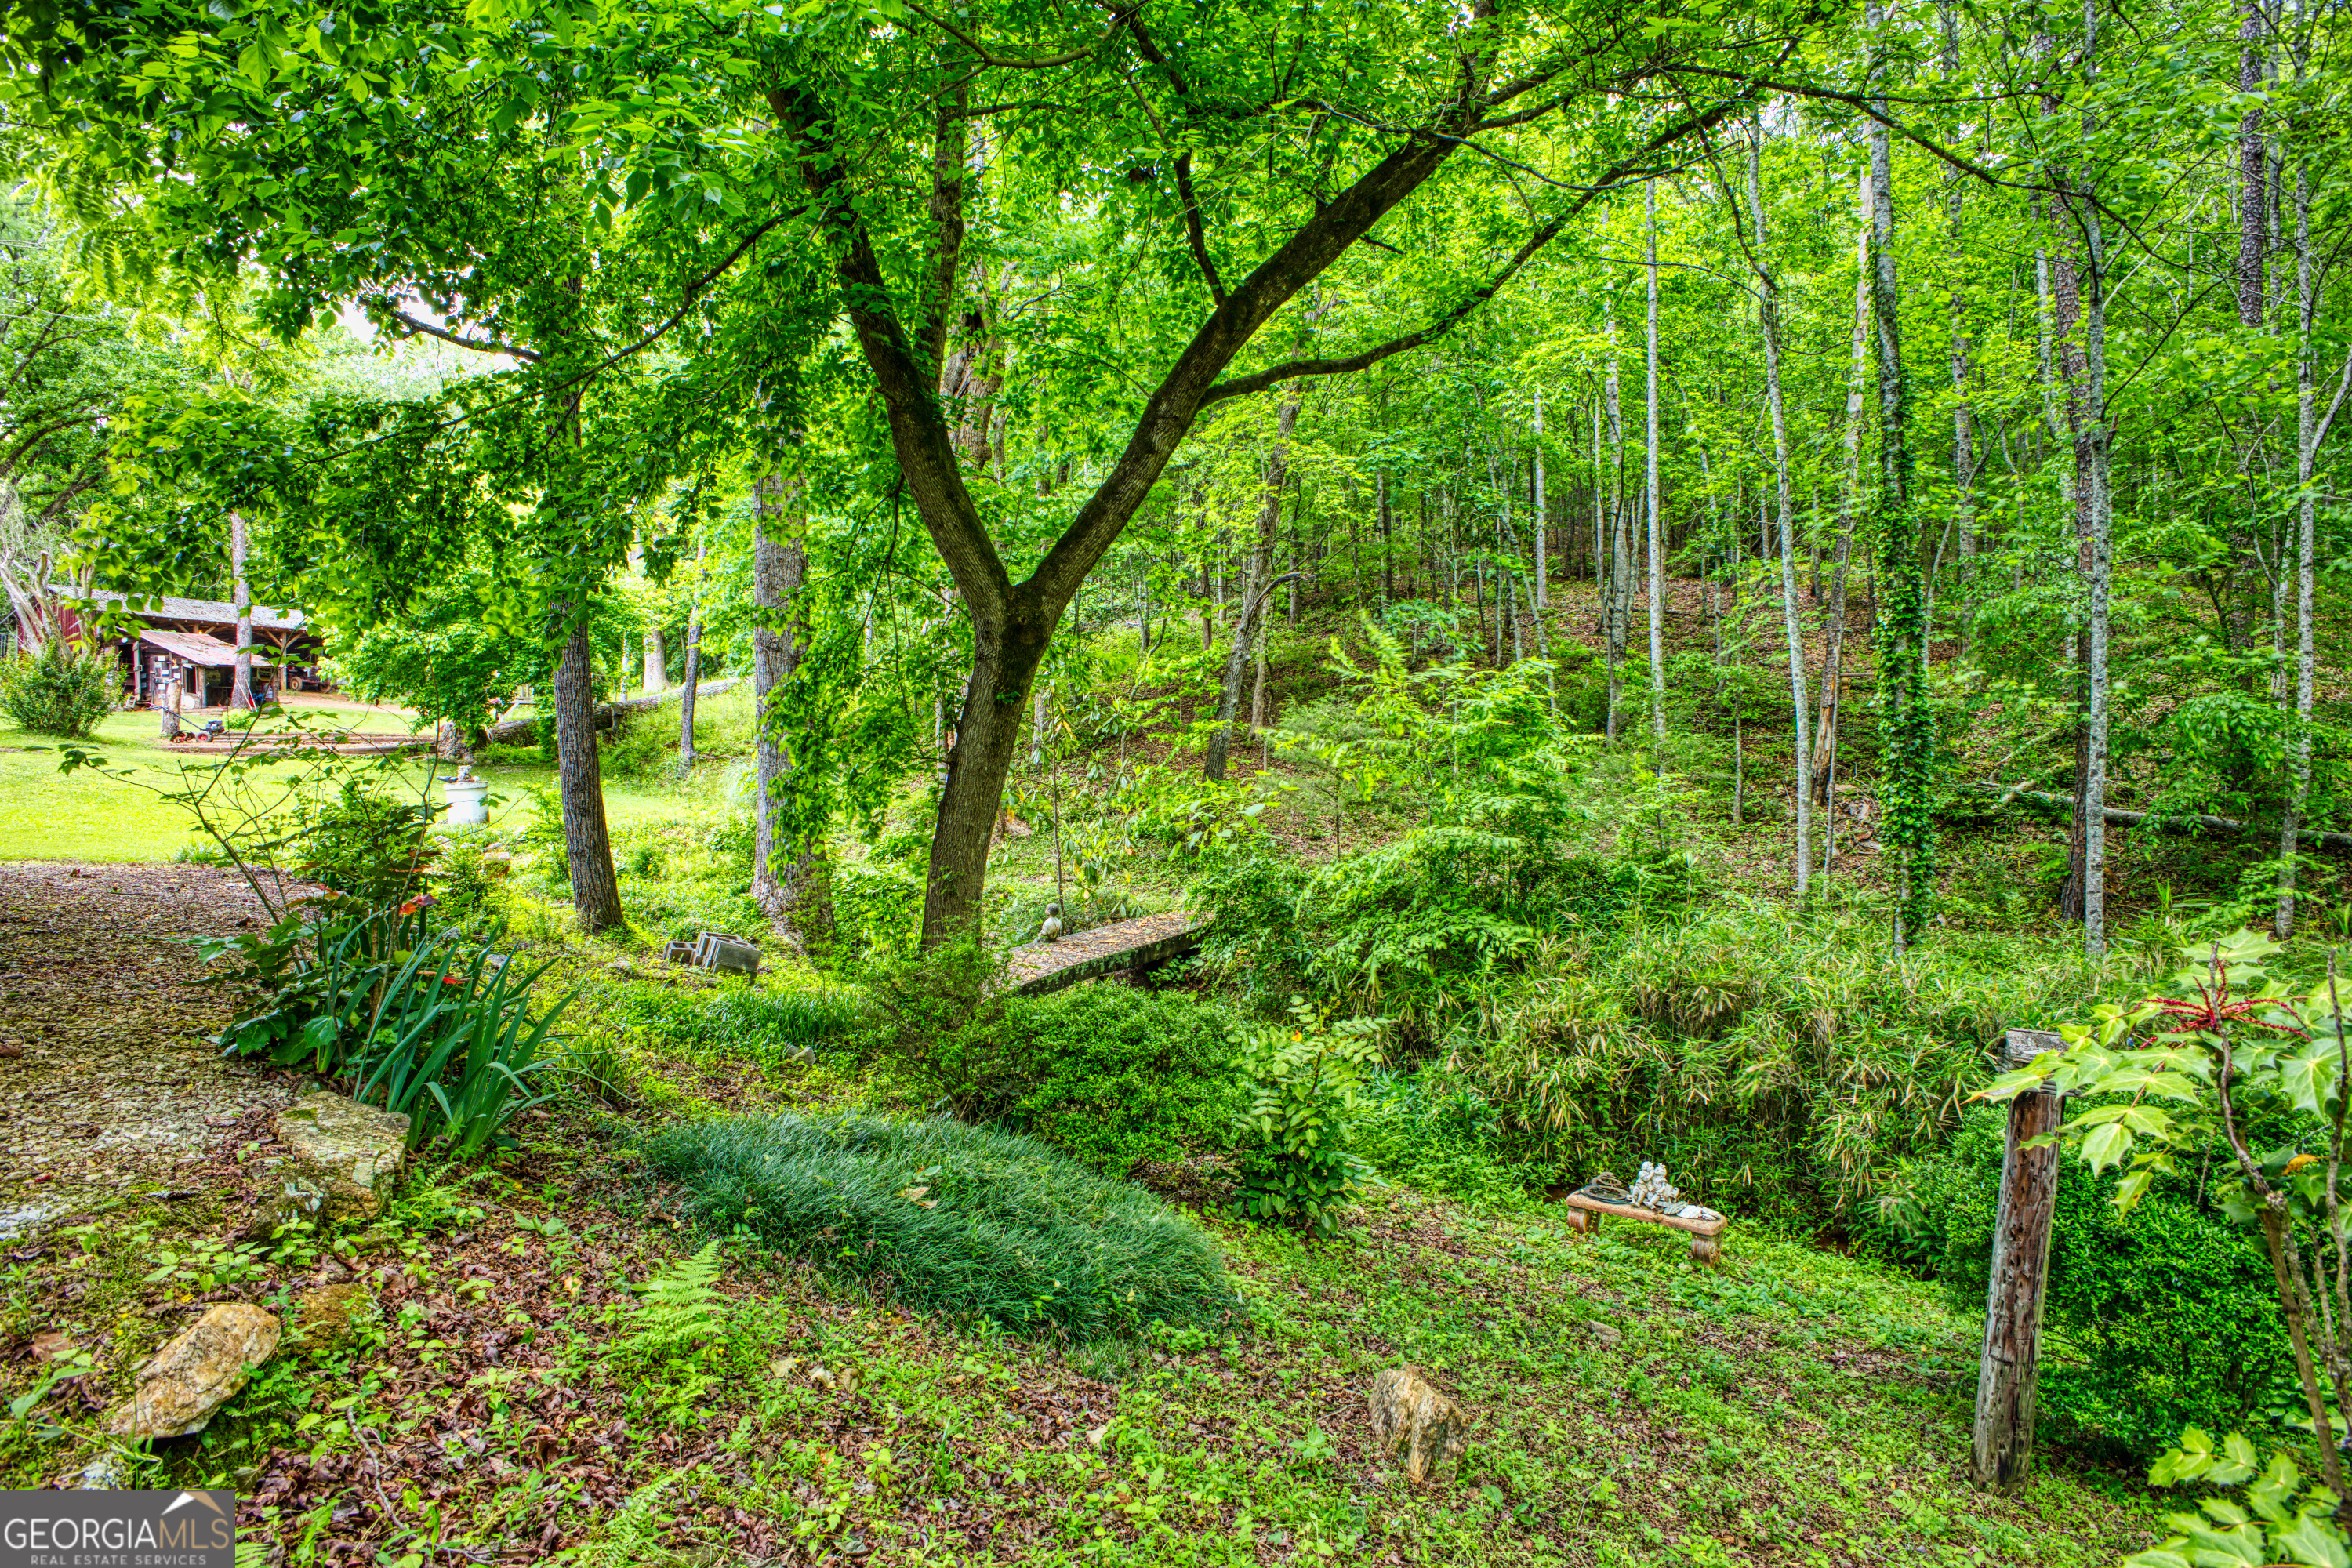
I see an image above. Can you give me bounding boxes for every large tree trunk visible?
[1643,178,1667,749]
[928,600,1053,942]
[1208,383,1301,781]
[752,474,827,949]
[551,622,624,935]
[230,510,253,710]
[1743,124,1811,896]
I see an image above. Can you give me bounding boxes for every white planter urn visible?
[440,775,490,826]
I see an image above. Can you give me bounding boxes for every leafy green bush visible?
[1232,1001,1384,1238]
[991,986,1242,1174]
[827,862,924,964]
[643,1112,1238,1340]
[430,835,503,927]
[600,706,678,782]
[1873,1104,2291,1460]
[855,949,1239,1171]
[0,641,117,737]
[296,782,434,907]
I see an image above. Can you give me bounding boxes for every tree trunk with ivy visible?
[1865,0,1933,953]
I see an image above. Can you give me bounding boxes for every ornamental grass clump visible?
[641,1113,1238,1341]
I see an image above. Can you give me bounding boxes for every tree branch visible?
[378,306,543,361]
[919,87,970,379]
[1021,0,1513,607]
[771,83,1014,615]
[1201,94,1754,408]
[903,1,1138,70]
[1127,17,1225,304]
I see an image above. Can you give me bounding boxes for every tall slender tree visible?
[1644,177,1668,749]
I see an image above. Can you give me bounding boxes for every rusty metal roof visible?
[139,629,249,667]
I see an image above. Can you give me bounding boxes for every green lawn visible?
[0,710,697,863]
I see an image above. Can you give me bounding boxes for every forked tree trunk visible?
[551,622,624,934]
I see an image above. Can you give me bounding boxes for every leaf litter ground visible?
[1,864,2164,1563]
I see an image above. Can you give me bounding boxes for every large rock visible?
[1367,1365,1469,1485]
[241,1172,331,1242]
[275,1091,408,1221]
[106,1305,281,1439]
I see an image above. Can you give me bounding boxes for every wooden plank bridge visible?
[1006,909,1208,996]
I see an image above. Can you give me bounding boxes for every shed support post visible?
[1971,1027,2065,1492]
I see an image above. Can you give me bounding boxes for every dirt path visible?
[0,862,299,1238]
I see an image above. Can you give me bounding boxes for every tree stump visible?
[1971,1028,2065,1492]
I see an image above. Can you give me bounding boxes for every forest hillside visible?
[2,0,2350,1563]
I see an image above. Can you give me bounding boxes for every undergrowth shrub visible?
[1232,1001,1384,1238]
[619,980,871,1069]
[296,782,435,906]
[514,785,570,883]
[0,640,116,737]
[599,706,678,782]
[989,985,1242,1173]
[1351,1072,1526,1202]
[828,862,924,964]
[205,903,566,1154]
[860,951,1240,1171]
[1424,898,2121,1227]
[643,1113,1238,1340]
[1871,1104,2292,1461]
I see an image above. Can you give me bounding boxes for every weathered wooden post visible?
[1971,1027,2065,1492]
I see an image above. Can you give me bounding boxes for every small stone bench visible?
[1563,1191,1728,1266]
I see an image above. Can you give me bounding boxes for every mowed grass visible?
[0,709,690,862]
